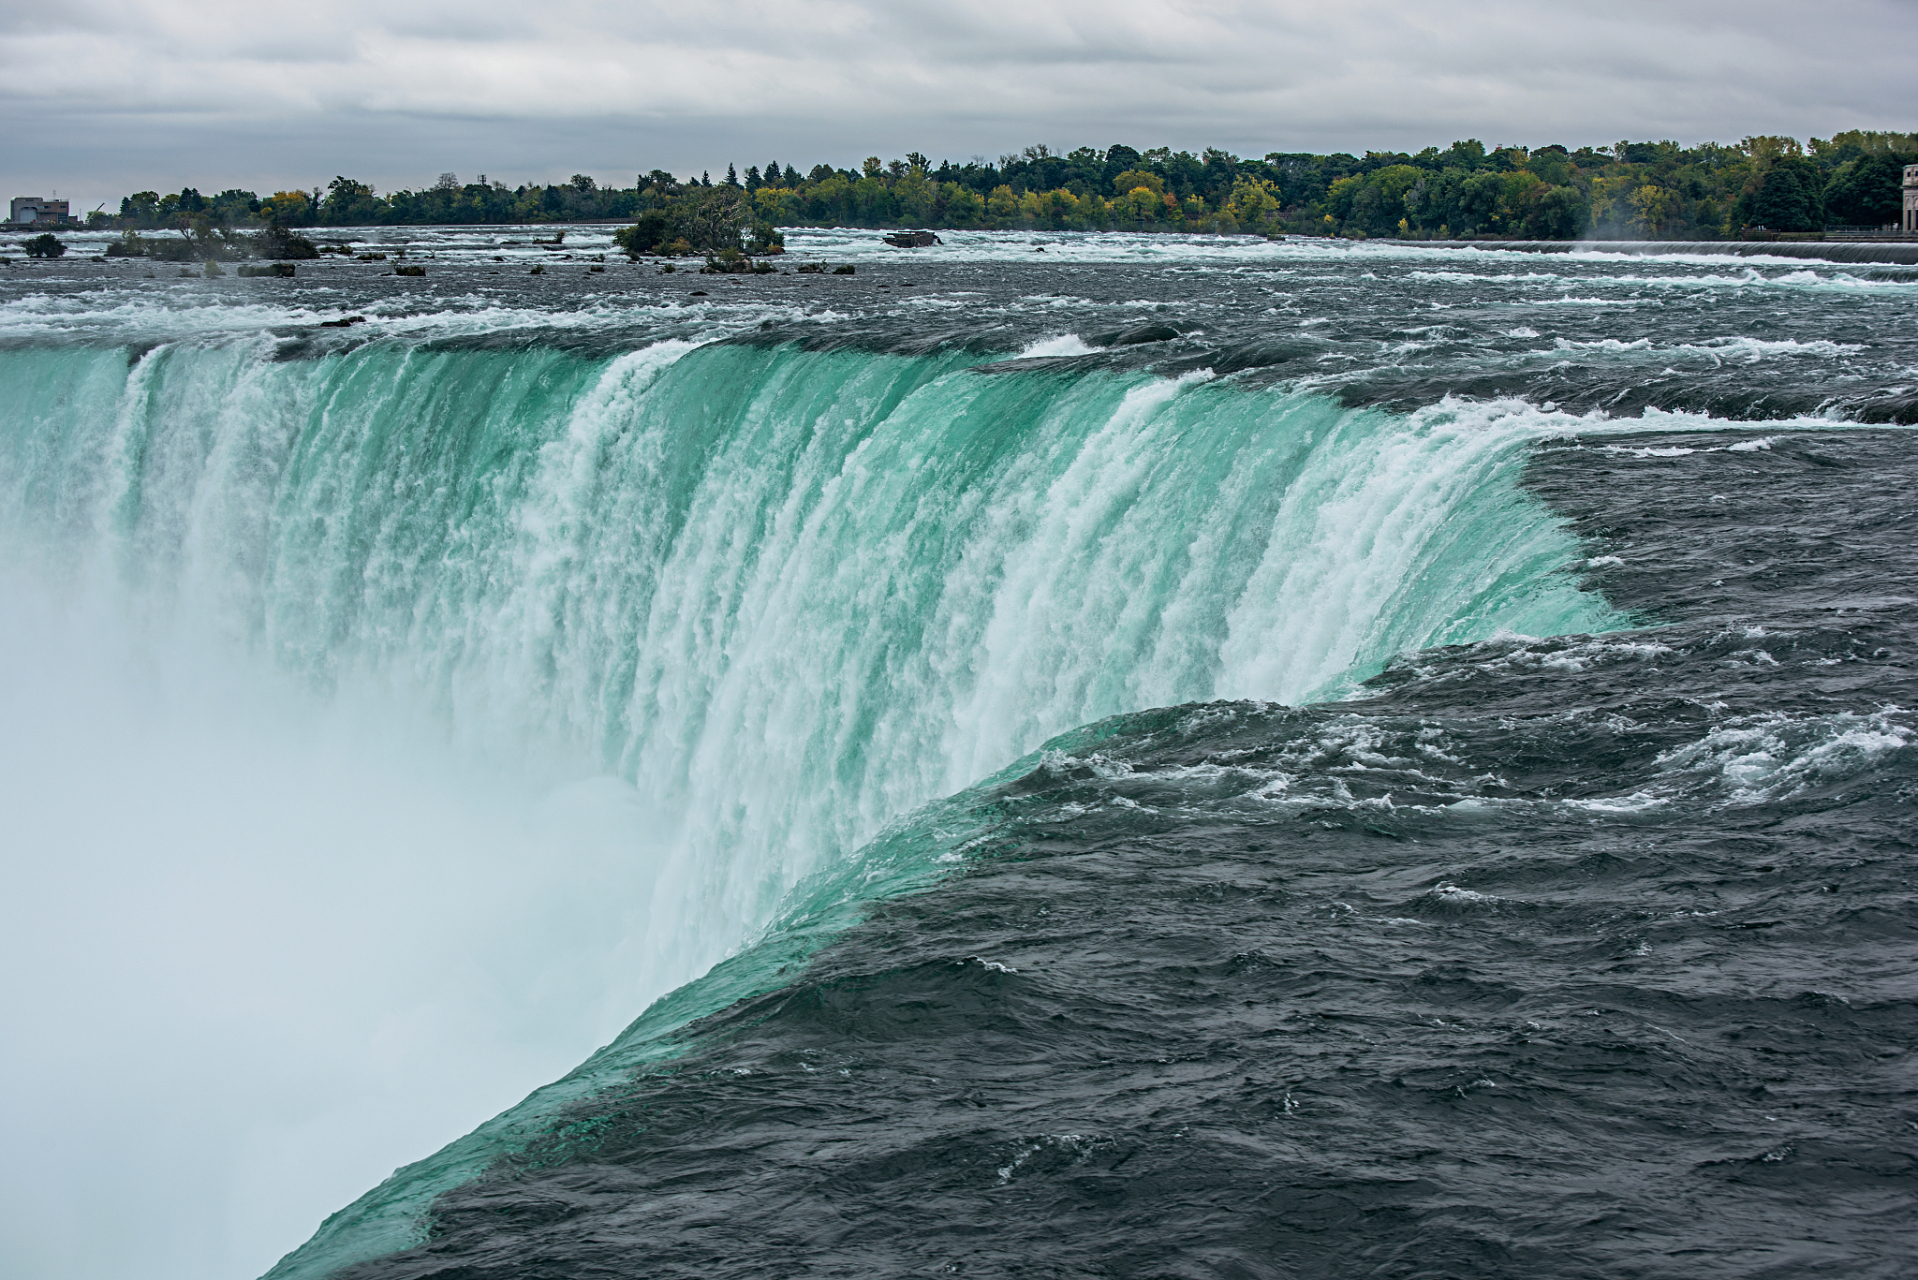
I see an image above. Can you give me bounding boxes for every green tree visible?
[1072,192,1108,230]
[1525,186,1586,238]
[318,177,383,226]
[120,191,160,224]
[1324,175,1361,225]
[944,187,986,226]
[1446,139,1488,168]
[1738,135,1802,165]
[1814,129,1918,157]
[1746,155,1823,231]
[1344,165,1419,236]
[1459,171,1507,233]
[853,174,896,221]
[678,186,750,252]
[804,174,851,221]
[894,167,934,223]
[24,233,66,257]
[1823,153,1912,225]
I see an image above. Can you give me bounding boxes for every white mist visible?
[0,567,680,1280]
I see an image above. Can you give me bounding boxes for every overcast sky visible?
[4,0,1914,212]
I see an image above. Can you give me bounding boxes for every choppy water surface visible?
[1,229,1912,1280]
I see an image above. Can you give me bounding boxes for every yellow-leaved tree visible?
[1225,177,1281,232]
[259,191,311,223]
[1628,184,1674,236]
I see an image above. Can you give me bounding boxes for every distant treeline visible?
[94,132,1916,249]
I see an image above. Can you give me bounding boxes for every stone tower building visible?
[1906,165,1918,233]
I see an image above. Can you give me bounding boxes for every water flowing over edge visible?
[1,333,1622,1278]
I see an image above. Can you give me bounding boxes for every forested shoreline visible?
[59,132,1918,259]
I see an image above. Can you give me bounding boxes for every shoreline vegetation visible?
[21,132,1918,263]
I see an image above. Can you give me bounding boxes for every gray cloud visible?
[2,4,1913,233]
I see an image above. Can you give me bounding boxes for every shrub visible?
[24,233,66,258]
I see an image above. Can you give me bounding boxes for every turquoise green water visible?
[0,335,1617,1277]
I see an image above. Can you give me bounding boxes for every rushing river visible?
[2,228,1913,1280]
